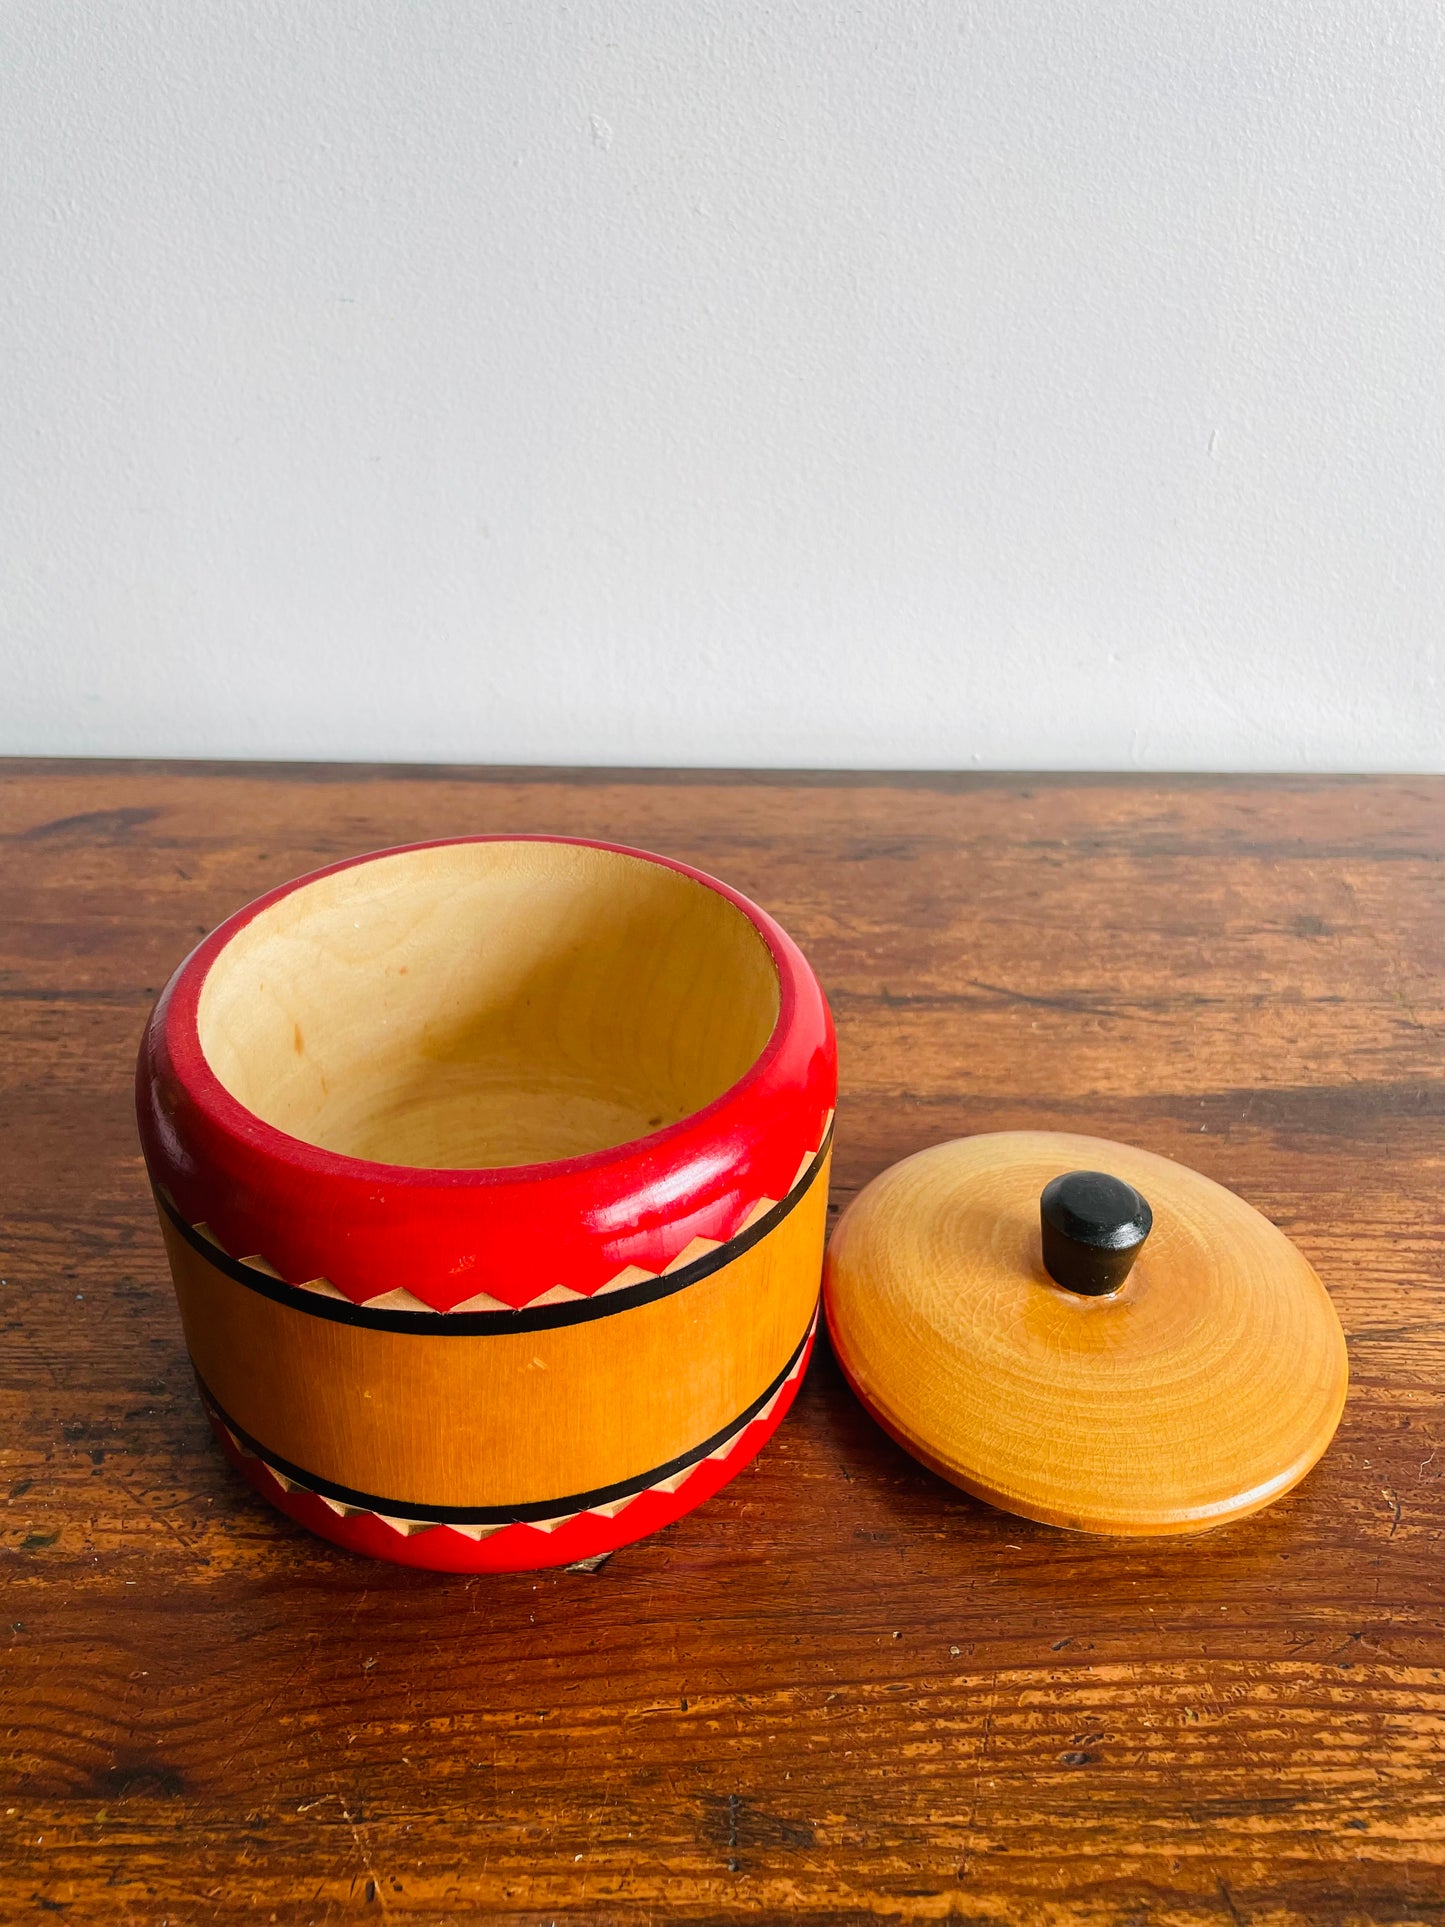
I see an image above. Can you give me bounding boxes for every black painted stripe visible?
[196,1306,817,1526]
[156,1118,832,1335]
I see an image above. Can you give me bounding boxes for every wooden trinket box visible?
[136,836,836,1571]
[138,832,1346,1569]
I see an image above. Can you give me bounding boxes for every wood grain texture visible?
[194,838,782,1169]
[825,1131,1348,1535]
[2,762,1443,1926]
[164,1149,829,1510]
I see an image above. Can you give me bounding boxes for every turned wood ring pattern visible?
[824,1130,1348,1536]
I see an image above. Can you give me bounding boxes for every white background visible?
[3,1,1442,770]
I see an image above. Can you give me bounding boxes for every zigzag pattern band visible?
[159,1114,833,1333]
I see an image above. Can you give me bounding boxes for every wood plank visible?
[1,761,1443,1924]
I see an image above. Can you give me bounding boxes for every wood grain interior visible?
[196,840,780,1168]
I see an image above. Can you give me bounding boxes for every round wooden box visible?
[136,836,837,1572]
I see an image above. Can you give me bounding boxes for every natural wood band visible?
[161,1150,829,1511]
[193,1309,817,1525]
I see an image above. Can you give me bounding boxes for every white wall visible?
[3,1,1442,770]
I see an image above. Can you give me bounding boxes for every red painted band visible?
[137,837,836,1311]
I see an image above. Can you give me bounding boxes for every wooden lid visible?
[823,1131,1348,1536]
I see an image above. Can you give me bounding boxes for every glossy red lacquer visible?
[136,837,836,1310]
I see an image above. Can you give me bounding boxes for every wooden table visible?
[3,763,1442,1926]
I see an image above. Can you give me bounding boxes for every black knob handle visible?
[1040,1170,1153,1297]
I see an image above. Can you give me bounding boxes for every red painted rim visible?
[162,835,796,1188]
[138,836,836,1310]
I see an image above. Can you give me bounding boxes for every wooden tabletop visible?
[3,762,1443,1926]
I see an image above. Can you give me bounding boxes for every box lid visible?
[823,1131,1347,1536]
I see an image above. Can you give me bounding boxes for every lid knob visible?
[1040,1170,1153,1297]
